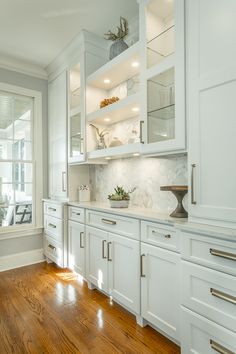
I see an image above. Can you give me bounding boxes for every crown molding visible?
[0,54,48,80]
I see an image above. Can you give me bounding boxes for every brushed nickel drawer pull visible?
[102,240,107,259]
[48,223,56,228]
[72,211,81,216]
[48,244,56,251]
[152,230,171,239]
[141,254,145,277]
[48,207,56,212]
[210,339,235,354]
[62,171,66,192]
[191,163,197,204]
[80,232,84,249]
[107,242,112,261]
[210,288,236,305]
[210,248,236,262]
[101,218,116,225]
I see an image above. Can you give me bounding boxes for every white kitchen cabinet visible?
[187,0,236,225]
[141,242,180,341]
[139,0,186,156]
[86,225,140,315]
[86,225,108,292]
[108,232,140,314]
[68,220,85,276]
[48,71,68,199]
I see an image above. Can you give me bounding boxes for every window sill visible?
[0,225,43,240]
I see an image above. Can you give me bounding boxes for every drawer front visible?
[182,261,236,332]
[181,232,236,276]
[44,235,65,268]
[86,210,140,240]
[181,307,236,354]
[141,220,179,252]
[44,202,63,219]
[68,206,85,223]
[44,215,63,242]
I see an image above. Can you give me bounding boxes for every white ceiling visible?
[0,0,138,69]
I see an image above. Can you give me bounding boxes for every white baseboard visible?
[0,248,45,272]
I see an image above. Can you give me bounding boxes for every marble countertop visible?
[68,201,236,241]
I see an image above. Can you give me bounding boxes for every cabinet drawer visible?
[44,215,63,242]
[44,235,65,268]
[68,206,85,223]
[181,307,236,354]
[182,261,236,332]
[86,210,140,240]
[141,221,179,252]
[181,232,236,276]
[44,202,63,219]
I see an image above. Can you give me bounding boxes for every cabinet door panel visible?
[85,226,108,292]
[141,243,180,341]
[108,233,140,314]
[48,71,67,198]
[68,221,85,276]
[187,0,236,224]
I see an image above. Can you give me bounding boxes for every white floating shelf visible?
[87,42,141,90]
[86,93,140,125]
[88,143,141,160]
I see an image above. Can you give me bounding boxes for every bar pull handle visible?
[48,223,56,229]
[140,120,144,144]
[101,218,116,225]
[210,339,235,354]
[210,288,236,305]
[48,207,56,212]
[80,137,84,155]
[102,240,107,259]
[72,211,81,216]
[210,248,236,262]
[80,232,85,249]
[62,171,66,192]
[152,230,171,239]
[140,254,145,277]
[48,244,56,251]
[107,242,112,262]
[191,163,196,204]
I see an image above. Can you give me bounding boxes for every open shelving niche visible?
[86,41,142,160]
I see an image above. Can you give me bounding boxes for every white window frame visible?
[0,82,43,238]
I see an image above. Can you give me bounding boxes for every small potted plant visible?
[108,186,136,208]
[104,17,129,60]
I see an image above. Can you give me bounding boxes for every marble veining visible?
[89,155,187,213]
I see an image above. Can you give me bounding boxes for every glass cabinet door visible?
[147,67,175,143]
[68,63,84,162]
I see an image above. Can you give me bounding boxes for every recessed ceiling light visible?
[103,79,110,84]
[132,107,140,112]
[105,157,111,160]
[131,61,139,68]
[104,117,111,122]
[133,153,140,156]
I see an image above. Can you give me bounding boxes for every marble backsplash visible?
[89,155,188,213]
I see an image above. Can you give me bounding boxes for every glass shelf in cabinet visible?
[148,104,175,120]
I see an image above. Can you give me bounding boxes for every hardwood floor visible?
[0,262,180,354]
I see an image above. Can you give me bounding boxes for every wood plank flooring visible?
[0,262,180,354]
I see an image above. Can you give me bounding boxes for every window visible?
[0,84,43,230]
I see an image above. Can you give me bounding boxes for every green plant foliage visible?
[108,186,136,201]
[104,17,129,41]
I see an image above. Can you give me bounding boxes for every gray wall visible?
[0,68,48,256]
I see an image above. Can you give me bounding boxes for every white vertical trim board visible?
[0,248,45,272]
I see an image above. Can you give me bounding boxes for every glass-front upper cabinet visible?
[68,61,85,163]
[140,0,186,155]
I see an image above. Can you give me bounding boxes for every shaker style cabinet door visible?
[68,220,85,276]
[187,0,236,224]
[85,226,108,292]
[108,233,140,314]
[141,242,180,341]
[48,71,68,198]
